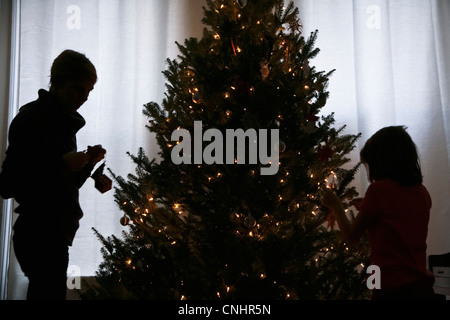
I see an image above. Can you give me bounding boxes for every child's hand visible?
[321,190,341,211]
[349,197,364,211]
[86,145,106,165]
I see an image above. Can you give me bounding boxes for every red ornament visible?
[91,162,112,193]
[306,114,319,122]
[318,145,333,162]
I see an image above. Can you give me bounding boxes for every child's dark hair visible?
[50,50,97,88]
[360,126,423,186]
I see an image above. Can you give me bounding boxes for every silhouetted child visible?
[0,50,106,300]
[321,126,435,300]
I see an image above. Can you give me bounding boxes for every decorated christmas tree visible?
[85,0,370,300]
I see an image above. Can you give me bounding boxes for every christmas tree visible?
[85,0,370,300]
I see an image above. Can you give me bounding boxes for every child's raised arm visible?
[321,190,370,245]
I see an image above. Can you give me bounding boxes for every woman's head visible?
[360,126,423,186]
[50,50,97,112]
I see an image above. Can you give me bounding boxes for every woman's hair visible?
[50,50,97,88]
[360,126,423,186]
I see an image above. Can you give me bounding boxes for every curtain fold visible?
[2,0,450,299]
[0,0,13,301]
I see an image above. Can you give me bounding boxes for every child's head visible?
[49,50,97,112]
[360,126,423,186]
[50,50,97,88]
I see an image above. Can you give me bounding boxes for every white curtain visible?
[5,0,207,299]
[296,0,450,258]
[2,0,449,299]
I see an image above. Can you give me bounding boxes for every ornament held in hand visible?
[91,162,112,193]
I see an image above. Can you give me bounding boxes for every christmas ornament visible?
[302,114,318,134]
[275,140,286,153]
[306,114,319,123]
[302,60,311,80]
[231,36,238,56]
[91,161,113,193]
[260,62,270,80]
[236,0,248,8]
[120,214,130,226]
[244,214,256,228]
[287,17,301,33]
[317,145,333,162]
[284,43,290,70]
[192,92,201,104]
